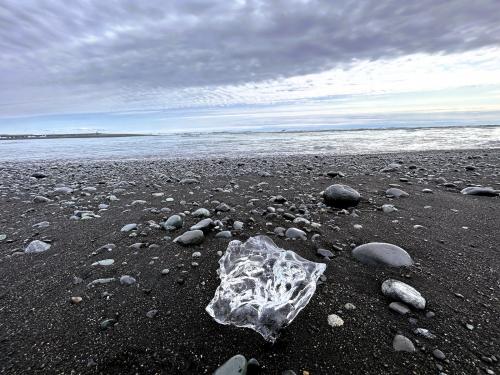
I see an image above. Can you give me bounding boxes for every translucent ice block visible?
[206,235,326,342]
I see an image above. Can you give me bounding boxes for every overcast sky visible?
[1,0,500,133]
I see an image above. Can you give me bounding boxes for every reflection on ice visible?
[206,236,326,342]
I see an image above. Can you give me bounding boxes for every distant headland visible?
[0,132,152,140]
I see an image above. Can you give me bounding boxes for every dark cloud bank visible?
[0,0,499,117]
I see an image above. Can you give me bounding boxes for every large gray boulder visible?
[352,242,413,267]
[323,184,361,208]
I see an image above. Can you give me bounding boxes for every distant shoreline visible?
[0,133,152,140]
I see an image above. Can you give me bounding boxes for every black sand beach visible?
[0,149,498,374]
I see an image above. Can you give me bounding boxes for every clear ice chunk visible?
[206,235,326,342]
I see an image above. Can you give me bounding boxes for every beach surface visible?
[0,149,499,374]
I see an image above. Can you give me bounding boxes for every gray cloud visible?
[1,0,500,117]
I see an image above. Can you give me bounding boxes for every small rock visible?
[381,279,426,310]
[426,311,436,318]
[393,334,416,352]
[233,221,244,230]
[215,203,231,212]
[70,296,83,304]
[317,248,334,259]
[271,195,287,203]
[91,259,114,266]
[87,277,116,287]
[386,188,410,198]
[173,230,205,246]
[31,172,47,179]
[121,223,137,232]
[389,302,410,315]
[352,243,413,267]
[461,187,498,196]
[415,328,436,339]
[344,303,356,310]
[326,171,344,178]
[327,314,344,327]
[180,178,198,184]
[54,186,73,195]
[190,218,214,232]
[32,221,50,229]
[216,231,232,239]
[214,354,247,375]
[247,358,260,374]
[24,240,51,253]
[33,195,51,203]
[100,318,117,330]
[381,163,402,172]
[119,275,136,286]
[192,208,211,218]
[274,227,286,236]
[285,227,307,240]
[433,349,446,360]
[323,184,361,208]
[381,204,397,213]
[164,214,183,230]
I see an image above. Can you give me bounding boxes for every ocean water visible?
[0,126,499,162]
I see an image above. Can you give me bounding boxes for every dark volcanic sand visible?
[0,149,499,374]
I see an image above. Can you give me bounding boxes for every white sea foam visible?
[0,126,498,161]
